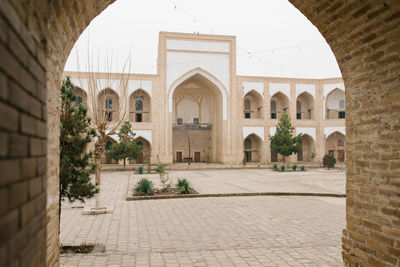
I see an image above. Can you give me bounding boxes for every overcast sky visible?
[64,0,342,79]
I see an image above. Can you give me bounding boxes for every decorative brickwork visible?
[0,1,399,266]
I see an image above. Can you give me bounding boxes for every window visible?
[105,98,112,109]
[337,138,344,146]
[338,111,345,119]
[105,141,113,150]
[136,113,142,122]
[75,96,82,105]
[193,118,199,124]
[105,97,113,121]
[271,101,277,119]
[245,112,251,119]
[244,139,252,150]
[135,99,143,111]
[136,141,143,148]
[296,101,301,119]
[177,118,183,125]
[244,99,251,110]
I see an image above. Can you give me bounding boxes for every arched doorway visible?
[132,137,151,164]
[97,88,120,122]
[243,134,263,163]
[171,72,224,163]
[129,89,151,122]
[326,88,345,120]
[297,134,315,162]
[326,131,345,163]
[243,90,263,119]
[270,92,289,120]
[296,92,314,120]
[102,137,118,164]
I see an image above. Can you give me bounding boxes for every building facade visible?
[65,32,346,165]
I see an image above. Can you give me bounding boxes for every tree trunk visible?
[123,158,126,168]
[94,157,101,209]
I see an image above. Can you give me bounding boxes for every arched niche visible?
[297,134,315,162]
[326,131,346,162]
[97,88,120,122]
[326,88,345,120]
[296,92,314,120]
[243,90,263,119]
[243,134,263,163]
[171,72,223,162]
[129,89,151,122]
[270,92,289,120]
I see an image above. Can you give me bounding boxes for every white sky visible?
[64,0,342,79]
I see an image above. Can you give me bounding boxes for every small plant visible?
[137,166,144,174]
[323,154,336,169]
[280,165,285,172]
[242,156,247,166]
[160,173,172,193]
[134,178,154,196]
[292,165,297,171]
[273,164,278,171]
[155,164,166,174]
[176,178,194,194]
[311,151,317,161]
[301,166,306,171]
[147,163,152,174]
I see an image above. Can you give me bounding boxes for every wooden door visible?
[337,150,345,162]
[194,151,201,163]
[176,151,182,163]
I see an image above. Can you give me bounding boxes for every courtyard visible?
[60,169,345,266]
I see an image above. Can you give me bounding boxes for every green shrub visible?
[323,154,336,169]
[242,156,247,166]
[301,166,306,171]
[137,166,144,174]
[292,165,297,171]
[134,178,154,196]
[155,164,166,174]
[176,178,194,194]
[280,165,285,172]
[273,164,278,171]
[204,151,212,164]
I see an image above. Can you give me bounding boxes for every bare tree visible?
[76,51,132,210]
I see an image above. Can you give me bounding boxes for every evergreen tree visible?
[60,77,98,210]
[269,113,302,163]
[107,121,142,167]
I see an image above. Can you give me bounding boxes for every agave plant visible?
[176,178,194,194]
[134,178,154,196]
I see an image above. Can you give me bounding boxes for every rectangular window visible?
[297,113,302,120]
[338,111,345,119]
[177,118,183,125]
[245,112,251,119]
[271,113,277,119]
[193,118,199,124]
[136,113,143,122]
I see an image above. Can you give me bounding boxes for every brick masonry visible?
[0,0,398,266]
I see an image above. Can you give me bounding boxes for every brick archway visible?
[0,1,399,266]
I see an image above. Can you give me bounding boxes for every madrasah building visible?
[64,32,346,165]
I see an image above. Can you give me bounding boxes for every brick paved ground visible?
[60,169,345,266]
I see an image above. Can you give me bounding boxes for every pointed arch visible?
[129,88,151,122]
[296,91,314,120]
[168,67,228,120]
